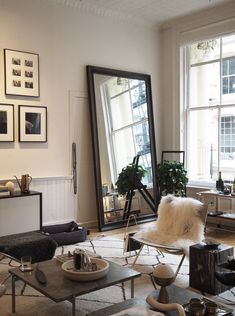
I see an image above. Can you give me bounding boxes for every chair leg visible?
[132,244,144,268]
[174,254,186,278]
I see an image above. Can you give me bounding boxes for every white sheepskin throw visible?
[135,195,206,256]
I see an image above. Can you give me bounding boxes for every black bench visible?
[0,231,57,263]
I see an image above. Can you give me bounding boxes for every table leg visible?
[131,279,134,298]
[72,296,76,316]
[11,275,16,313]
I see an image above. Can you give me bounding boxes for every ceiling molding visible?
[47,0,160,30]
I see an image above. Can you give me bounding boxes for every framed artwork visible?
[19,105,47,142]
[0,104,14,142]
[4,49,39,97]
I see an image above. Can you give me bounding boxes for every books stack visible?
[0,185,10,196]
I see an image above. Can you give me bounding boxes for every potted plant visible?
[115,162,146,196]
[156,160,188,197]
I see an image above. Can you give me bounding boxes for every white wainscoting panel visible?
[30,176,76,226]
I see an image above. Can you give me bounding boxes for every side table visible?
[189,243,234,295]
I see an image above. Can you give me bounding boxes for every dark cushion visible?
[0,231,57,263]
[42,221,79,234]
[49,227,87,246]
[41,222,87,246]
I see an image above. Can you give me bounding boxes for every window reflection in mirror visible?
[95,74,152,189]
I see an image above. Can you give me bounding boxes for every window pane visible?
[220,108,235,180]
[131,82,148,121]
[113,128,135,175]
[222,34,235,59]
[106,76,129,98]
[188,108,218,182]
[110,91,132,130]
[134,121,150,156]
[190,62,220,107]
[229,59,235,74]
[190,38,220,64]
[223,60,228,76]
[229,76,235,93]
[223,77,228,94]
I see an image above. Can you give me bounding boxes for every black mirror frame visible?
[87,65,159,231]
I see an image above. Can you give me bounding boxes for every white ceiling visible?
[53,0,233,28]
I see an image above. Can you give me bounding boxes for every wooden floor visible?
[89,221,235,249]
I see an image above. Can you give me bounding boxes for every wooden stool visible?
[189,243,234,295]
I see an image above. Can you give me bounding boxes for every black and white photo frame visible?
[4,49,39,97]
[0,104,14,142]
[19,105,47,142]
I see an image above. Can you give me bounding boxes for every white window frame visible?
[182,35,235,187]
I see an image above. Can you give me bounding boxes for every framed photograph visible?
[0,104,14,142]
[4,49,39,97]
[19,105,47,142]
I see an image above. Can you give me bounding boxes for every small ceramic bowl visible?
[188,302,206,316]
[189,298,202,304]
[205,301,217,314]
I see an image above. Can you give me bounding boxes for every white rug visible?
[0,234,235,315]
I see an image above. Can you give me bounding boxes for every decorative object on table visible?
[216,171,224,192]
[223,185,231,195]
[187,299,205,316]
[18,105,47,142]
[156,160,188,197]
[61,257,110,281]
[5,181,15,195]
[151,264,175,303]
[0,104,14,142]
[4,49,39,97]
[146,295,186,316]
[20,255,33,272]
[232,177,235,196]
[14,174,32,193]
[0,185,10,196]
[35,264,47,285]
[73,248,91,270]
[183,297,232,316]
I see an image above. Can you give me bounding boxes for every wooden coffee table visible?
[9,258,141,316]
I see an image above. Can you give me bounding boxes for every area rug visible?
[0,233,235,315]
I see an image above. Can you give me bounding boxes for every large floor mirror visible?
[87,65,160,231]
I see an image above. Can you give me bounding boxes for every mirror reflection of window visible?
[100,76,152,187]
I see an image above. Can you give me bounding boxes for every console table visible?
[0,190,42,236]
[198,190,235,230]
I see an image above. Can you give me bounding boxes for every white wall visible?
[0,0,161,227]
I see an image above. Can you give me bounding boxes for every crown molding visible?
[47,0,160,30]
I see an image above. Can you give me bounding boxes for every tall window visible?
[183,34,235,185]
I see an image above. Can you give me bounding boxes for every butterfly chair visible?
[131,195,208,277]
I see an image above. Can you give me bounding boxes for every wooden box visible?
[189,243,234,295]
